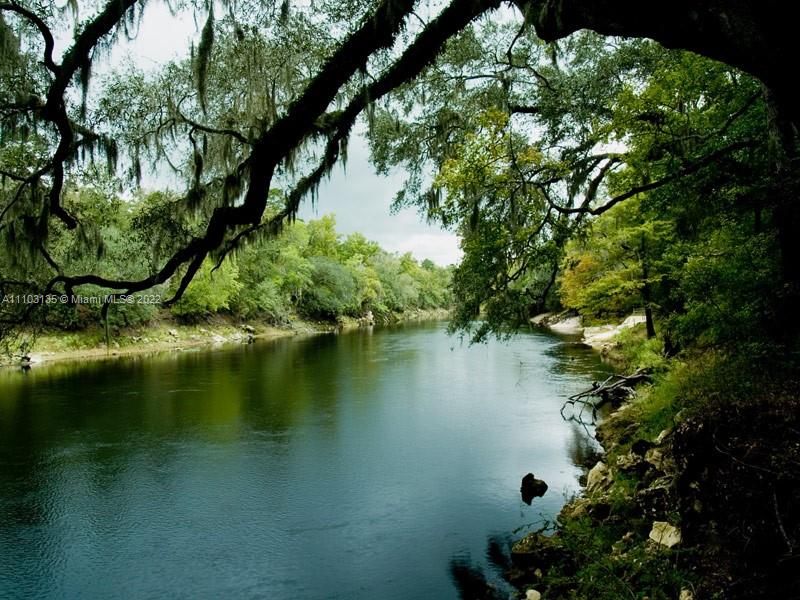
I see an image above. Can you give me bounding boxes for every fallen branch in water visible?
[561,368,652,425]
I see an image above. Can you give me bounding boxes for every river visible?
[0,321,610,599]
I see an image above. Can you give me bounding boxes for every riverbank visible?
[1,308,450,368]
[511,315,800,599]
[531,311,647,356]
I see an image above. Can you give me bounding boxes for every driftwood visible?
[561,368,652,425]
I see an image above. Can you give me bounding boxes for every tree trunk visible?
[521,0,800,128]
[640,237,656,339]
[763,86,800,339]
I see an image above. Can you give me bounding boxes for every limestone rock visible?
[549,316,583,335]
[559,497,590,520]
[679,589,694,600]
[525,590,542,600]
[586,461,610,492]
[655,428,672,445]
[645,448,665,470]
[616,451,644,472]
[649,521,682,548]
[530,313,554,326]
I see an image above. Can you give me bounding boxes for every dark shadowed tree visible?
[1,0,797,340]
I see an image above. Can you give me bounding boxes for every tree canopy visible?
[0,0,798,341]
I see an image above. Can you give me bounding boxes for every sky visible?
[72,1,463,265]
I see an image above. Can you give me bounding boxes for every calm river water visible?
[0,321,609,599]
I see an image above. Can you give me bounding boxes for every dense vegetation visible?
[0,180,451,339]
[2,0,799,598]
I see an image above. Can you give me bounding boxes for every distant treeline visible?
[1,185,452,330]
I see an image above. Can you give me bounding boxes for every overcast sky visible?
[81,1,463,265]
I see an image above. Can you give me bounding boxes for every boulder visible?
[241,324,256,334]
[648,521,682,548]
[645,447,671,472]
[525,590,542,600]
[548,316,583,335]
[559,497,590,521]
[616,451,645,473]
[679,589,694,600]
[655,428,672,445]
[521,473,549,505]
[586,461,611,492]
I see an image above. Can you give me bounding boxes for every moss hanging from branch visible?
[195,6,215,115]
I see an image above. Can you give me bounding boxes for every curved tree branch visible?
[0,2,59,74]
[550,140,755,216]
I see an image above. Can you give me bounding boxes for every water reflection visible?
[449,534,516,600]
[0,323,608,599]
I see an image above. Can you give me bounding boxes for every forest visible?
[1,0,799,598]
[1,181,452,336]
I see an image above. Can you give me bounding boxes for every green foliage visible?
[612,325,668,372]
[672,226,780,351]
[170,259,242,320]
[300,256,358,318]
[560,198,675,320]
[544,516,691,600]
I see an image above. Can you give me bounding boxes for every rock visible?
[521,473,549,505]
[616,451,644,472]
[212,334,226,344]
[511,532,569,569]
[586,461,610,492]
[548,316,583,335]
[525,590,542,600]
[645,447,667,471]
[167,329,178,337]
[582,324,619,346]
[559,497,590,520]
[679,589,694,600]
[655,428,672,445]
[582,313,646,348]
[530,313,554,326]
[241,324,256,334]
[648,521,681,548]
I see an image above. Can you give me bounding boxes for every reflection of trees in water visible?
[544,338,614,379]
[449,535,514,600]
[566,422,603,470]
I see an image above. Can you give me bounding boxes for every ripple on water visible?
[0,323,609,600]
